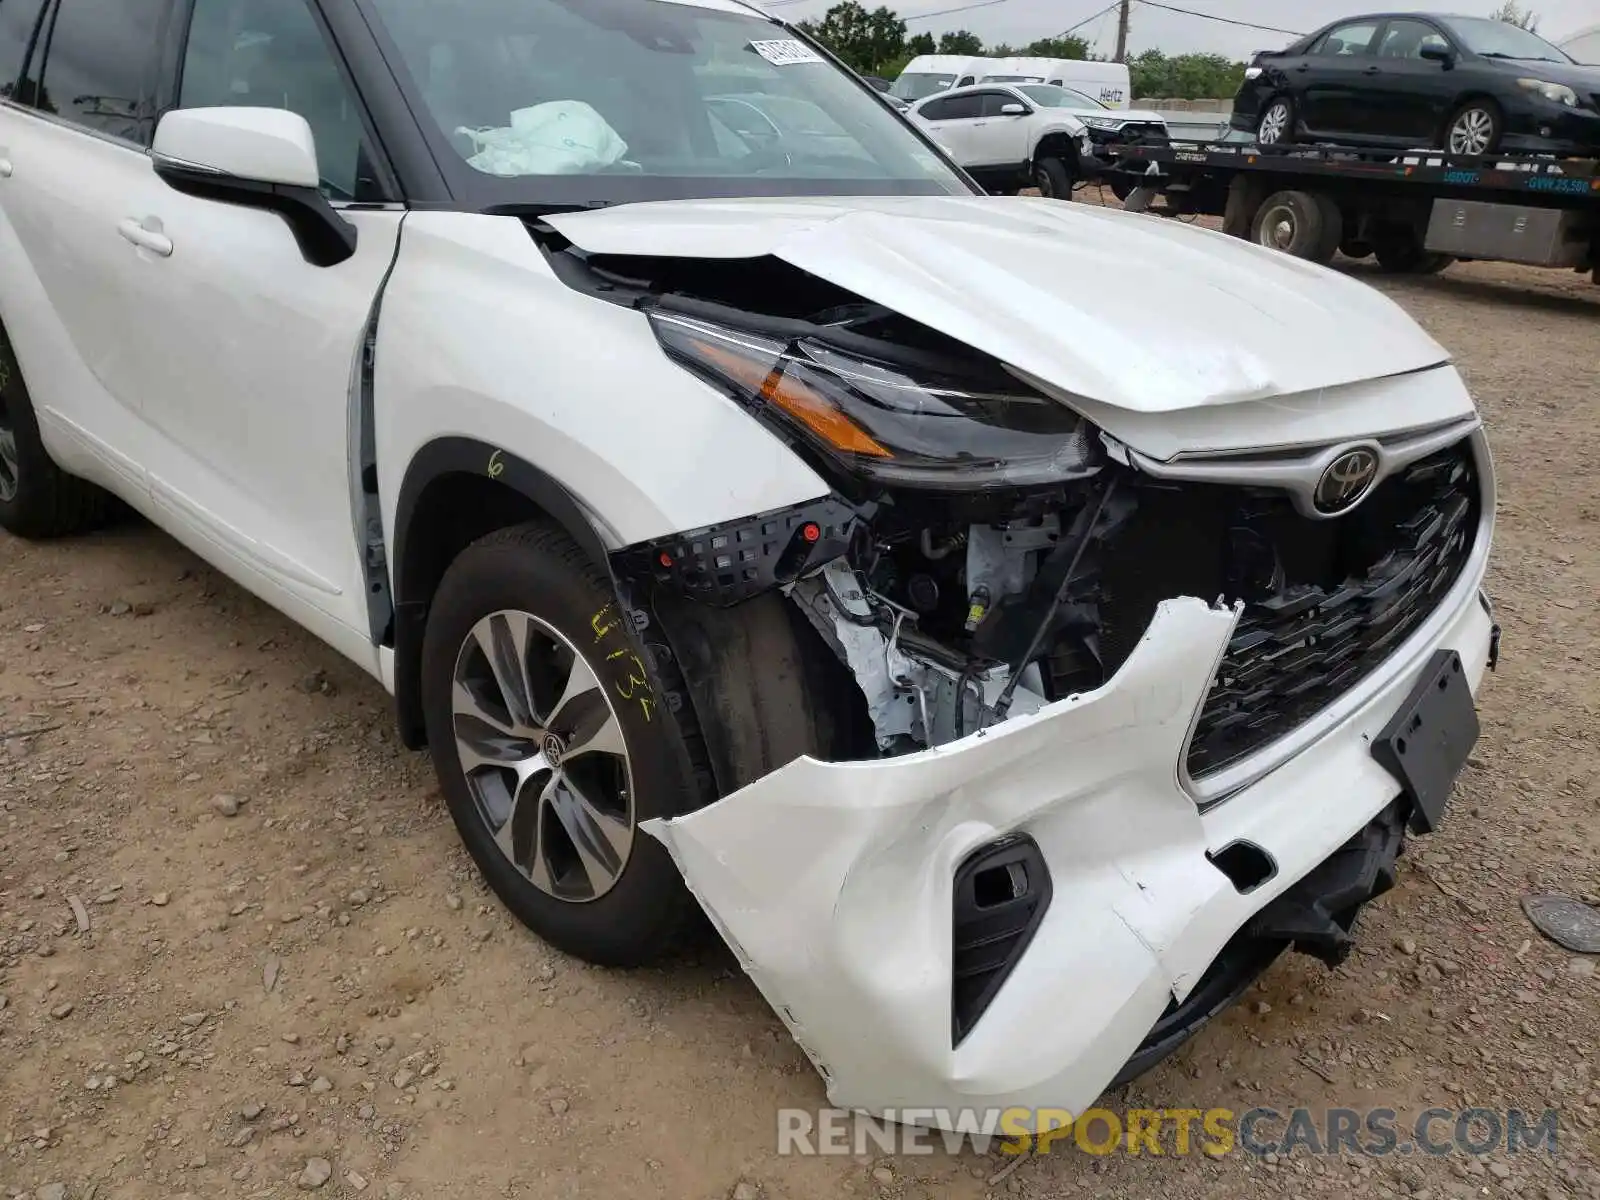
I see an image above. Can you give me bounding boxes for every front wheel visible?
[1442,101,1502,155]
[420,522,714,966]
[1033,155,1074,199]
[1257,96,1295,145]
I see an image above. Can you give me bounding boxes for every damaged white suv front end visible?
[538,195,1499,1129]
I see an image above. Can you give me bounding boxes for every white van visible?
[889,55,996,102]
[980,57,1132,109]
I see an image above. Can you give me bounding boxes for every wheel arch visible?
[1031,129,1082,168]
[389,436,615,749]
[1442,91,1504,134]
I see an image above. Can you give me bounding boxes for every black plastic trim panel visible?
[610,497,860,608]
[951,834,1053,1047]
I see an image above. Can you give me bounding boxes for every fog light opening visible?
[1207,840,1277,894]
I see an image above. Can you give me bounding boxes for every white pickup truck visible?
[909,82,1102,196]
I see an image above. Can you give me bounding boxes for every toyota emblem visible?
[1314,448,1380,514]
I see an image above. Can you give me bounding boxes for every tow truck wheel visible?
[1250,190,1330,260]
[1033,156,1074,200]
[1373,232,1455,275]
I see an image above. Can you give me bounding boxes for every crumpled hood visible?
[545,194,1451,414]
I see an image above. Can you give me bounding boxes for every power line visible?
[1134,1,1304,37]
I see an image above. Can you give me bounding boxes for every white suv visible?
[910,82,1100,196]
[0,0,1498,1131]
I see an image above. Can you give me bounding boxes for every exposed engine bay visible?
[547,232,1482,781]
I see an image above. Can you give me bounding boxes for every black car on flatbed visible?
[1232,13,1600,157]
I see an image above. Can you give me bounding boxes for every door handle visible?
[1364,65,1380,74]
[0,156,12,178]
[117,217,173,257]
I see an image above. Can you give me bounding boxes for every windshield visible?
[365,0,971,206]
[1443,16,1572,62]
[890,71,957,99]
[1017,83,1106,109]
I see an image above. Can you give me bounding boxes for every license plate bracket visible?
[1371,649,1479,835]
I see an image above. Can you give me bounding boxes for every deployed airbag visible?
[457,101,629,176]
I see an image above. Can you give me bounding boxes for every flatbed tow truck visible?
[1103,136,1600,282]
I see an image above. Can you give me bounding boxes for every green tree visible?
[937,29,983,54]
[1023,35,1090,60]
[797,2,907,74]
[1487,2,1539,30]
[907,32,936,55]
[1129,49,1246,99]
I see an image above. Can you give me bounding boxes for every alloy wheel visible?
[1258,101,1290,144]
[451,609,635,903]
[1448,108,1495,155]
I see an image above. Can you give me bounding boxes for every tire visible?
[1373,233,1455,275]
[1339,237,1374,260]
[1108,177,1135,203]
[1249,190,1330,260]
[1308,193,1344,265]
[420,521,718,966]
[1257,95,1295,145]
[0,326,110,538]
[1441,100,1502,156]
[1033,155,1074,200]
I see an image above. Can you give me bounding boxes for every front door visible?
[80,0,400,665]
[1365,19,1460,145]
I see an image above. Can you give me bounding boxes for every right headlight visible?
[1517,78,1579,107]
[648,311,1098,491]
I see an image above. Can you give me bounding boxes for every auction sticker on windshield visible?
[750,39,824,65]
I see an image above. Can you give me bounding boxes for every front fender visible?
[372,210,831,555]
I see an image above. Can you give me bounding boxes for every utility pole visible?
[1114,0,1131,62]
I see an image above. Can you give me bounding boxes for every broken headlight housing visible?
[649,312,1097,491]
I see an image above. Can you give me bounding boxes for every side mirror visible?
[1000,102,1028,116]
[1419,44,1454,66]
[151,107,357,268]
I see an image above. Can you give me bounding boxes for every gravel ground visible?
[2,244,1598,1200]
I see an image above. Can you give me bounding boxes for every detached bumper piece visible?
[1244,796,1407,967]
[610,497,860,607]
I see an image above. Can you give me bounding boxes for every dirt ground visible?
[3,237,1599,1200]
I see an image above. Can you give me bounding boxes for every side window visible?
[1313,22,1380,56]
[177,0,377,201]
[1377,20,1451,60]
[31,0,168,142]
[980,91,1023,116]
[955,74,975,87]
[938,93,982,120]
[0,0,49,101]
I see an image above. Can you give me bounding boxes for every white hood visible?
[545,194,1452,415]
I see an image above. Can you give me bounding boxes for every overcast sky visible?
[766,1,1596,59]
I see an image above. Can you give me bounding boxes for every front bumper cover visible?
[643,571,1495,1129]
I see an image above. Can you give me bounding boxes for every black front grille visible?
[1055,441,1482,779]
[1187,445,1480,777]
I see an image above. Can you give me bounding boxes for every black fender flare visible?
[389,436,613,748]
